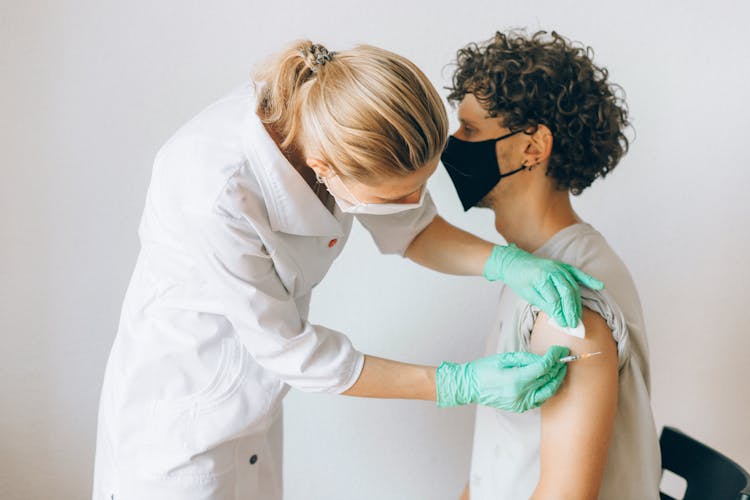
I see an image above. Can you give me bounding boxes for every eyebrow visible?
[459,117,480,127]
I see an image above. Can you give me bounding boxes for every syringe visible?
[559,351,602,363]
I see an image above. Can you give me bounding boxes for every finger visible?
[519,368,558,411]
[523,348,565,379]
[531,364,568,406]
[563,263,604,290]
[497,351,540,368]
[535,280,558,305]
[501,355,548,381]
[550,273,581,328]
[532,346,569,376]
[542,345,571,365]
[533,282,566,327]
[517,360,567,411]
[530,381,556,408]
[557,268,583,324]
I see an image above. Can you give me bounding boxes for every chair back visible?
[660,426,750,500]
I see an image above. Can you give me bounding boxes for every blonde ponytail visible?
[254,40,448,182]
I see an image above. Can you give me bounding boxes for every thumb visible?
[521,346,568,380]
[542,345,571,366]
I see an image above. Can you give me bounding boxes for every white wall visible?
[2,1,748,499]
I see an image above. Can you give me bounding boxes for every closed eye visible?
[459,124,475,137]
[378,186,423,203]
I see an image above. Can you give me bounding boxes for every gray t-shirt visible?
[469,223,661,500]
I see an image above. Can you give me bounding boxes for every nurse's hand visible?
[435,346,570,412]
[483,244,604,328]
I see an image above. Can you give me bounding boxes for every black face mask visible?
[440,130,526,211]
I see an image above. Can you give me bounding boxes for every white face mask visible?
[318,173,426,215]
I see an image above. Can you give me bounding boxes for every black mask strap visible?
[495,129,527,178]
[492,129,524,143]
[463,129,524,148]
[499,163,528,178]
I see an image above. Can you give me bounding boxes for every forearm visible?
[342,354,437,401]
[405,215,494,276]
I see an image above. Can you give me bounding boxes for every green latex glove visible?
[484,244,604,328]
[436,345,570,412]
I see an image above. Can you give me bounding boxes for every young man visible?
[441,31,661,499]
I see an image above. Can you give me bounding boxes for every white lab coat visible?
[92,83,438,500]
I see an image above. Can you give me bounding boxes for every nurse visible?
[92,41,601,499]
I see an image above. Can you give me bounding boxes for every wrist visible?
[474,242,495,276]
[483,244,514,282]
[436,361,475,407]
[425,365,437,402]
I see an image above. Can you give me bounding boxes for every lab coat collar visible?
[242,89,343,238]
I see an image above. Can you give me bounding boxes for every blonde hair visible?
[254,40,448,183]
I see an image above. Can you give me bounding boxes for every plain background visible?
[2,1,749,499]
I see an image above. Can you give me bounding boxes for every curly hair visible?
[447,30,630,194]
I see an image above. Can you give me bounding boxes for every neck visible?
[261,120,317,186]
[491,182,580,253]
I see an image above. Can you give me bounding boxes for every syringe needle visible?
[559,351,603,363]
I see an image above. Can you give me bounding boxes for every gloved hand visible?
[436,345,570,412]
[484,244,604,328]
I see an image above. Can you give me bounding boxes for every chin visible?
[476,195,494,209]
[494,217,505,237]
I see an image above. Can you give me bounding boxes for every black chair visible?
[660,426,750,500]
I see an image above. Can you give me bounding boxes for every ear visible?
[523,124,553,167]
[305,157,333,178]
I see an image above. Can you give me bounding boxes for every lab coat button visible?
[328,238,338,248]
[249,454,258,465]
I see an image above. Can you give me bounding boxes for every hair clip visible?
[309,44,334,68]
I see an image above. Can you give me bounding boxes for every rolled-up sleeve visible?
[516,288,631,371]
[190,209,364,394]
[355,191,438,256]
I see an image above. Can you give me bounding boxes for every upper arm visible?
[530,308,619,500]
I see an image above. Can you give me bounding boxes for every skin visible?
[454,94,618,500]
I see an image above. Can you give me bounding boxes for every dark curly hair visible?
[447,30,630,194]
